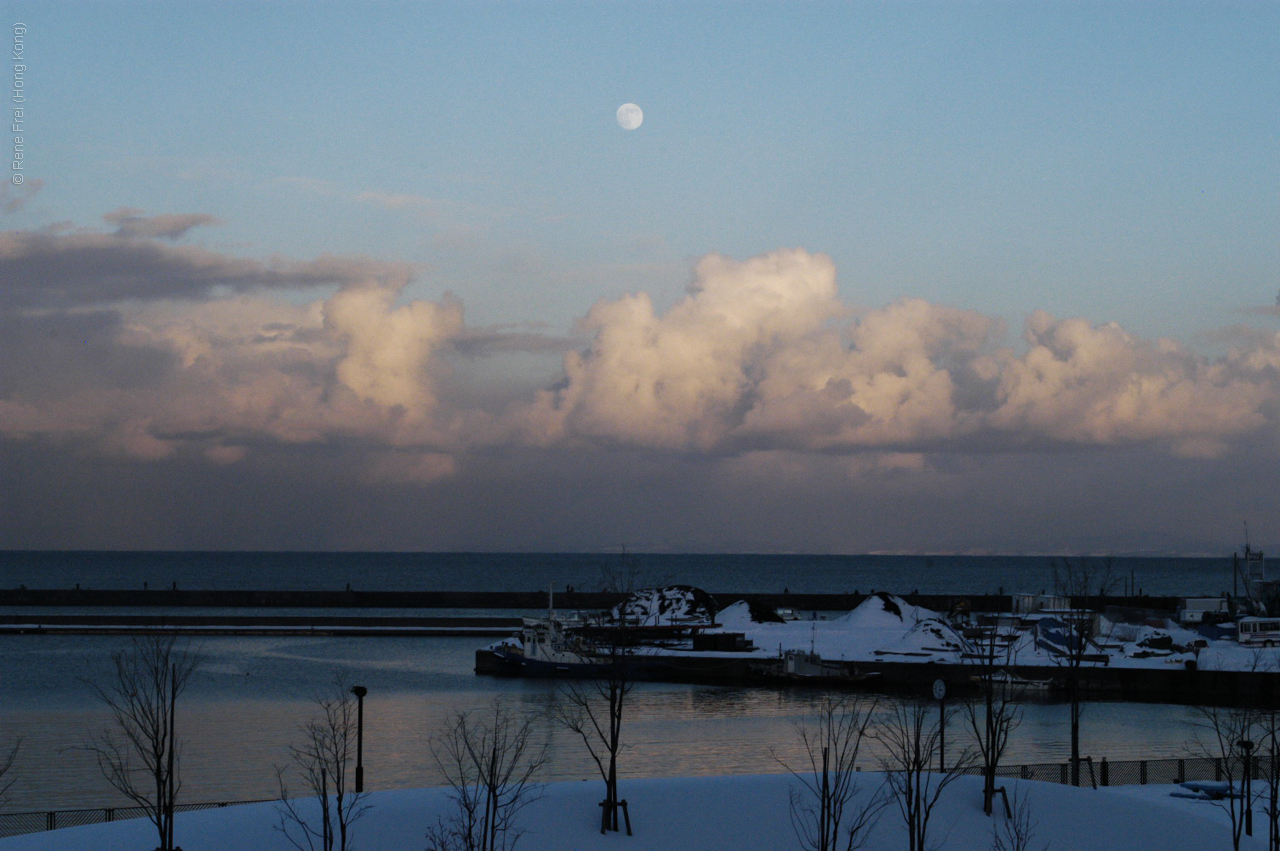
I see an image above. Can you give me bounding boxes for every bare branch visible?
[427,700,548,851]
[275,676,371,851]
[878,700,976,851]
[773,695,887,851]
[81,635,202,851]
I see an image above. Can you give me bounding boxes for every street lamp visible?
[1239,738,1254,837]
[351,685,367,794]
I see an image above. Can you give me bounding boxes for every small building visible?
[1013,594,1070,616]
[1178,596,1229,625]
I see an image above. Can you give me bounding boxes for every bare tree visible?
[83,635,203,851]
[426,700,548,851]
[964,619,1024,816]
[1187,703,1261,851]
[1255,707,1280,851]
[553,630,636,835]
[599,545,643,596]
[773,695,887,851]
[0,740,19,810]
[877,699,975,851]
[1051,557,1115,787]
[276,677,371,851]
[991,788,1048,851]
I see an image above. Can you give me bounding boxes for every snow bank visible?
[1,774,1266,851]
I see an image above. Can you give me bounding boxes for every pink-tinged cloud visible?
[988,312,1269,457]
[523,248,1277,457]
[102,207,223,240]
[525,249,845,450]
[3,227,1280,481]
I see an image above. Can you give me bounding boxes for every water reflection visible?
[0,635,1217,811]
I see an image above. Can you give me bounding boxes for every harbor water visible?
[0,551,1253,812]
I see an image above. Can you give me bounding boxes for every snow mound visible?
[714,600,785,629]
[876,618,973,658]
[829,592,940,629]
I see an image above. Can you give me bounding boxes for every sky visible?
[1,1,1278,554]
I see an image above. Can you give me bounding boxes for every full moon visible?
[616,103,643,130]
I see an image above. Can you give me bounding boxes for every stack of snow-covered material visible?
[713,600,784,629]
[874,617,975,660]
[1113,622,1205,661]
[610,585,718,626]
[708,592,976,663]
[792,592,958,662]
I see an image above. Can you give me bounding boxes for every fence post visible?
[1215,757,1223,781]
[1140,760,1148,785]
[105,808,114,822]
[1177,759,1185,784]
[1060,763,1068,785]
[1100,758,1109,787]
[45,812,53,831]
[1021,765,1030,780]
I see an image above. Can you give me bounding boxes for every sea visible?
[0,551,1252,813]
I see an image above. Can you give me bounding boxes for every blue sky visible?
[26,1,1278,332]
[2,2,1279,553]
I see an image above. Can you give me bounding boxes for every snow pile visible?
[874,618,973,660]
[831,592,939,630]
[713,600,786,630]
[1,774,1266,851]
[610,586,718,626]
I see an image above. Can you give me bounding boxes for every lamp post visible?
[1239,738,1254,836]
[932,679,947,772]
[351,685,367,794]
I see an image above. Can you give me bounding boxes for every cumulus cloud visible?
[0,216,468,467]
[525,249,844,449]
[324,282,464,417]
[522,247,1280,458]
[987,312,1269,457]
[4,226,1280,485]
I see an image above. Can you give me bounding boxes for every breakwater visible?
[0,587,1182,614]
[0,613,521,636]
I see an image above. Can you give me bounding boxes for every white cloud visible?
[4,233,1280,476]
[525,248,843,449]
[325,283,464,418]
[521,249,1278,459]
[988,312,1268,456]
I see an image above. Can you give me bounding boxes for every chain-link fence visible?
[960,754,1275,790]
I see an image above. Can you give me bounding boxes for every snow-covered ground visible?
[1,772,1271,850]
[711,593,1276,673]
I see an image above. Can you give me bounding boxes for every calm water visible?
[0,550,1245,596]
[0,552,1250,812]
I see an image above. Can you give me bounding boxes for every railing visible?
[1,755,1271,838]
[0,798,272,839]
[959,754,1272,790]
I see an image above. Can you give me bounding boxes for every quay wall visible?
[474,650,1280,706]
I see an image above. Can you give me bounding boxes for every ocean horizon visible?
[0,550,1248,598]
